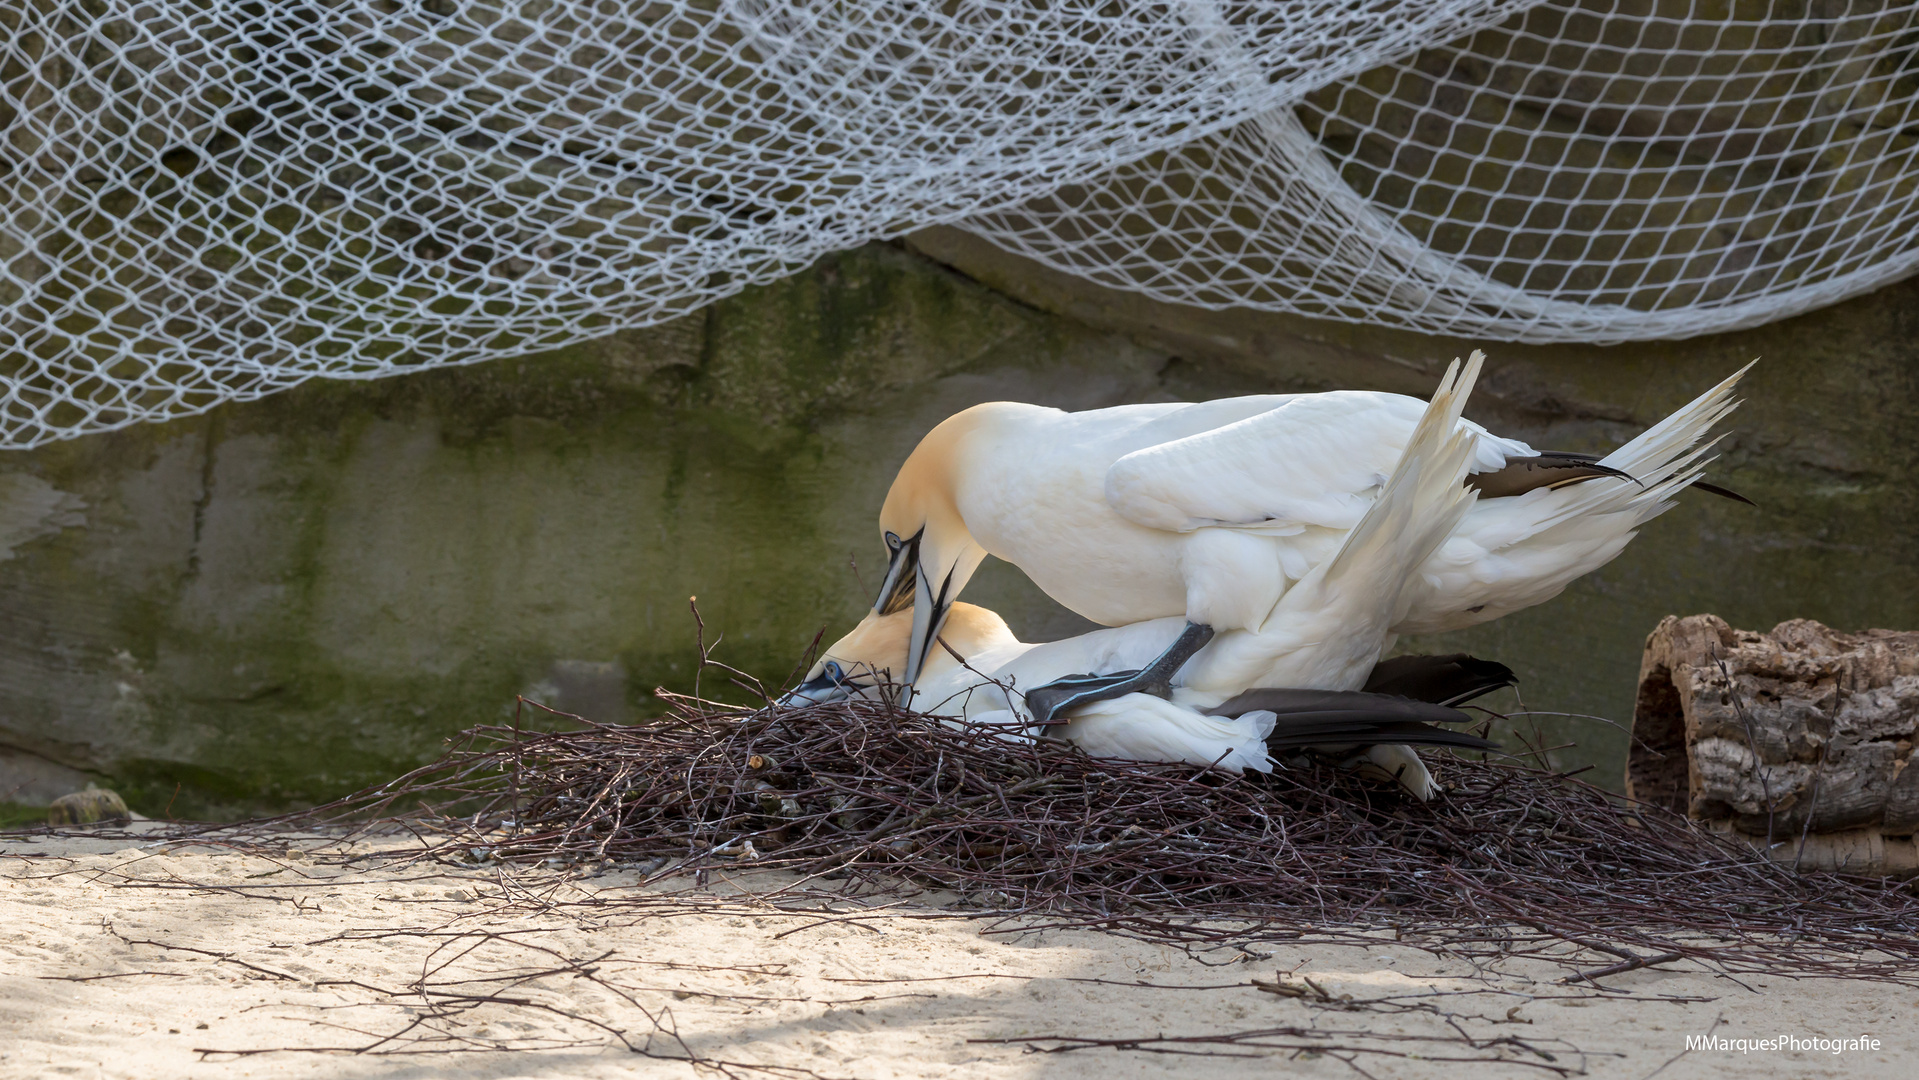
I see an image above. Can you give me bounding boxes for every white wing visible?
[1103,391,1530,533]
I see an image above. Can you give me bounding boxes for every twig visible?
[1639,1013,1724,1080]
[1559,951,1687,986]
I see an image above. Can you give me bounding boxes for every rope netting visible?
[4,1,1917,448]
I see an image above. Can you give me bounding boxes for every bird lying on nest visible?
[789,354,1509,798]
[864,350,1750,699]
[783,602,1510,799]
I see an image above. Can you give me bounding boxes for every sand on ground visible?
[2,827,1911,1079]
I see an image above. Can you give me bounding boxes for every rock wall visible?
[0,244,1143,817]
[4,234,1919,818]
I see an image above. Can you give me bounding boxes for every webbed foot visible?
[1019,622,1215,727]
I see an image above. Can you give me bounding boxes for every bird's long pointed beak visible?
[874,525,980,690]
[778,658,877,707]
[902,563,957,690]
[777,671,850,707]
[874,531,921,617]
[874,527,951,688]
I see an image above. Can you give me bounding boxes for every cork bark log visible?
[1629,616,1919,877]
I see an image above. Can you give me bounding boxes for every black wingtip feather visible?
[1690,480,1756,506]
[1362,653,1517,707]
[1466,452,1641,498]
[1263,721,1499,752]
[1488,448,1754,507]
[1203,687,1473,726]
[1201,687,1501,754]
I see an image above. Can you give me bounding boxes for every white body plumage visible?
[807,355,1493,798]
[873,352,1747,685]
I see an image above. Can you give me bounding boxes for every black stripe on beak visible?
[909,561,958,685]
[875,529,922,616]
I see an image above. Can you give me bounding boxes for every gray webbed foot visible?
[1019,622,1215,728]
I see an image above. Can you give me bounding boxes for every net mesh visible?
[4,1,1916,448]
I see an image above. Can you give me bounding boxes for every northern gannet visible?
[869,351,1748,686]
[791,359,1504,798]
[784,603,1505,798]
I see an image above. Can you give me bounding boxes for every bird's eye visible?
[884,532,901,551]
[825,661,844,681]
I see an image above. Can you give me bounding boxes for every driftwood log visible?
[1630,615,1919,877]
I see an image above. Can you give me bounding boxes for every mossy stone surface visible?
[46,787,131,826]
[0,243,1146,818]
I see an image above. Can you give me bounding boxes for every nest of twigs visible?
[307,693,1919,981]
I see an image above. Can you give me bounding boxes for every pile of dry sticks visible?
[280,691,1919,984]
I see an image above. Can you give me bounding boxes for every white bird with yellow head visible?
[869,351,1748,694]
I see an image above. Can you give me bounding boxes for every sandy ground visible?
[2,827,1911,1080]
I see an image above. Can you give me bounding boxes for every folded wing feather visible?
[1102,390,1533,533]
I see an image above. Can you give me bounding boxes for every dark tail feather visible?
[1363,653,1516,707]
[1201,687,1498,753]
[1484,449,1754,506]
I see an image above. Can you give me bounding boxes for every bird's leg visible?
[1130,621,1217,697]
[1019,622,1215,728]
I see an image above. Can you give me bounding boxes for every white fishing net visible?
[4,1,1916,448]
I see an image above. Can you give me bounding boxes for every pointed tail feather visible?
[1600,361,1750,482]
[1396,364,1752,636]
[1490,362,1750,527]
